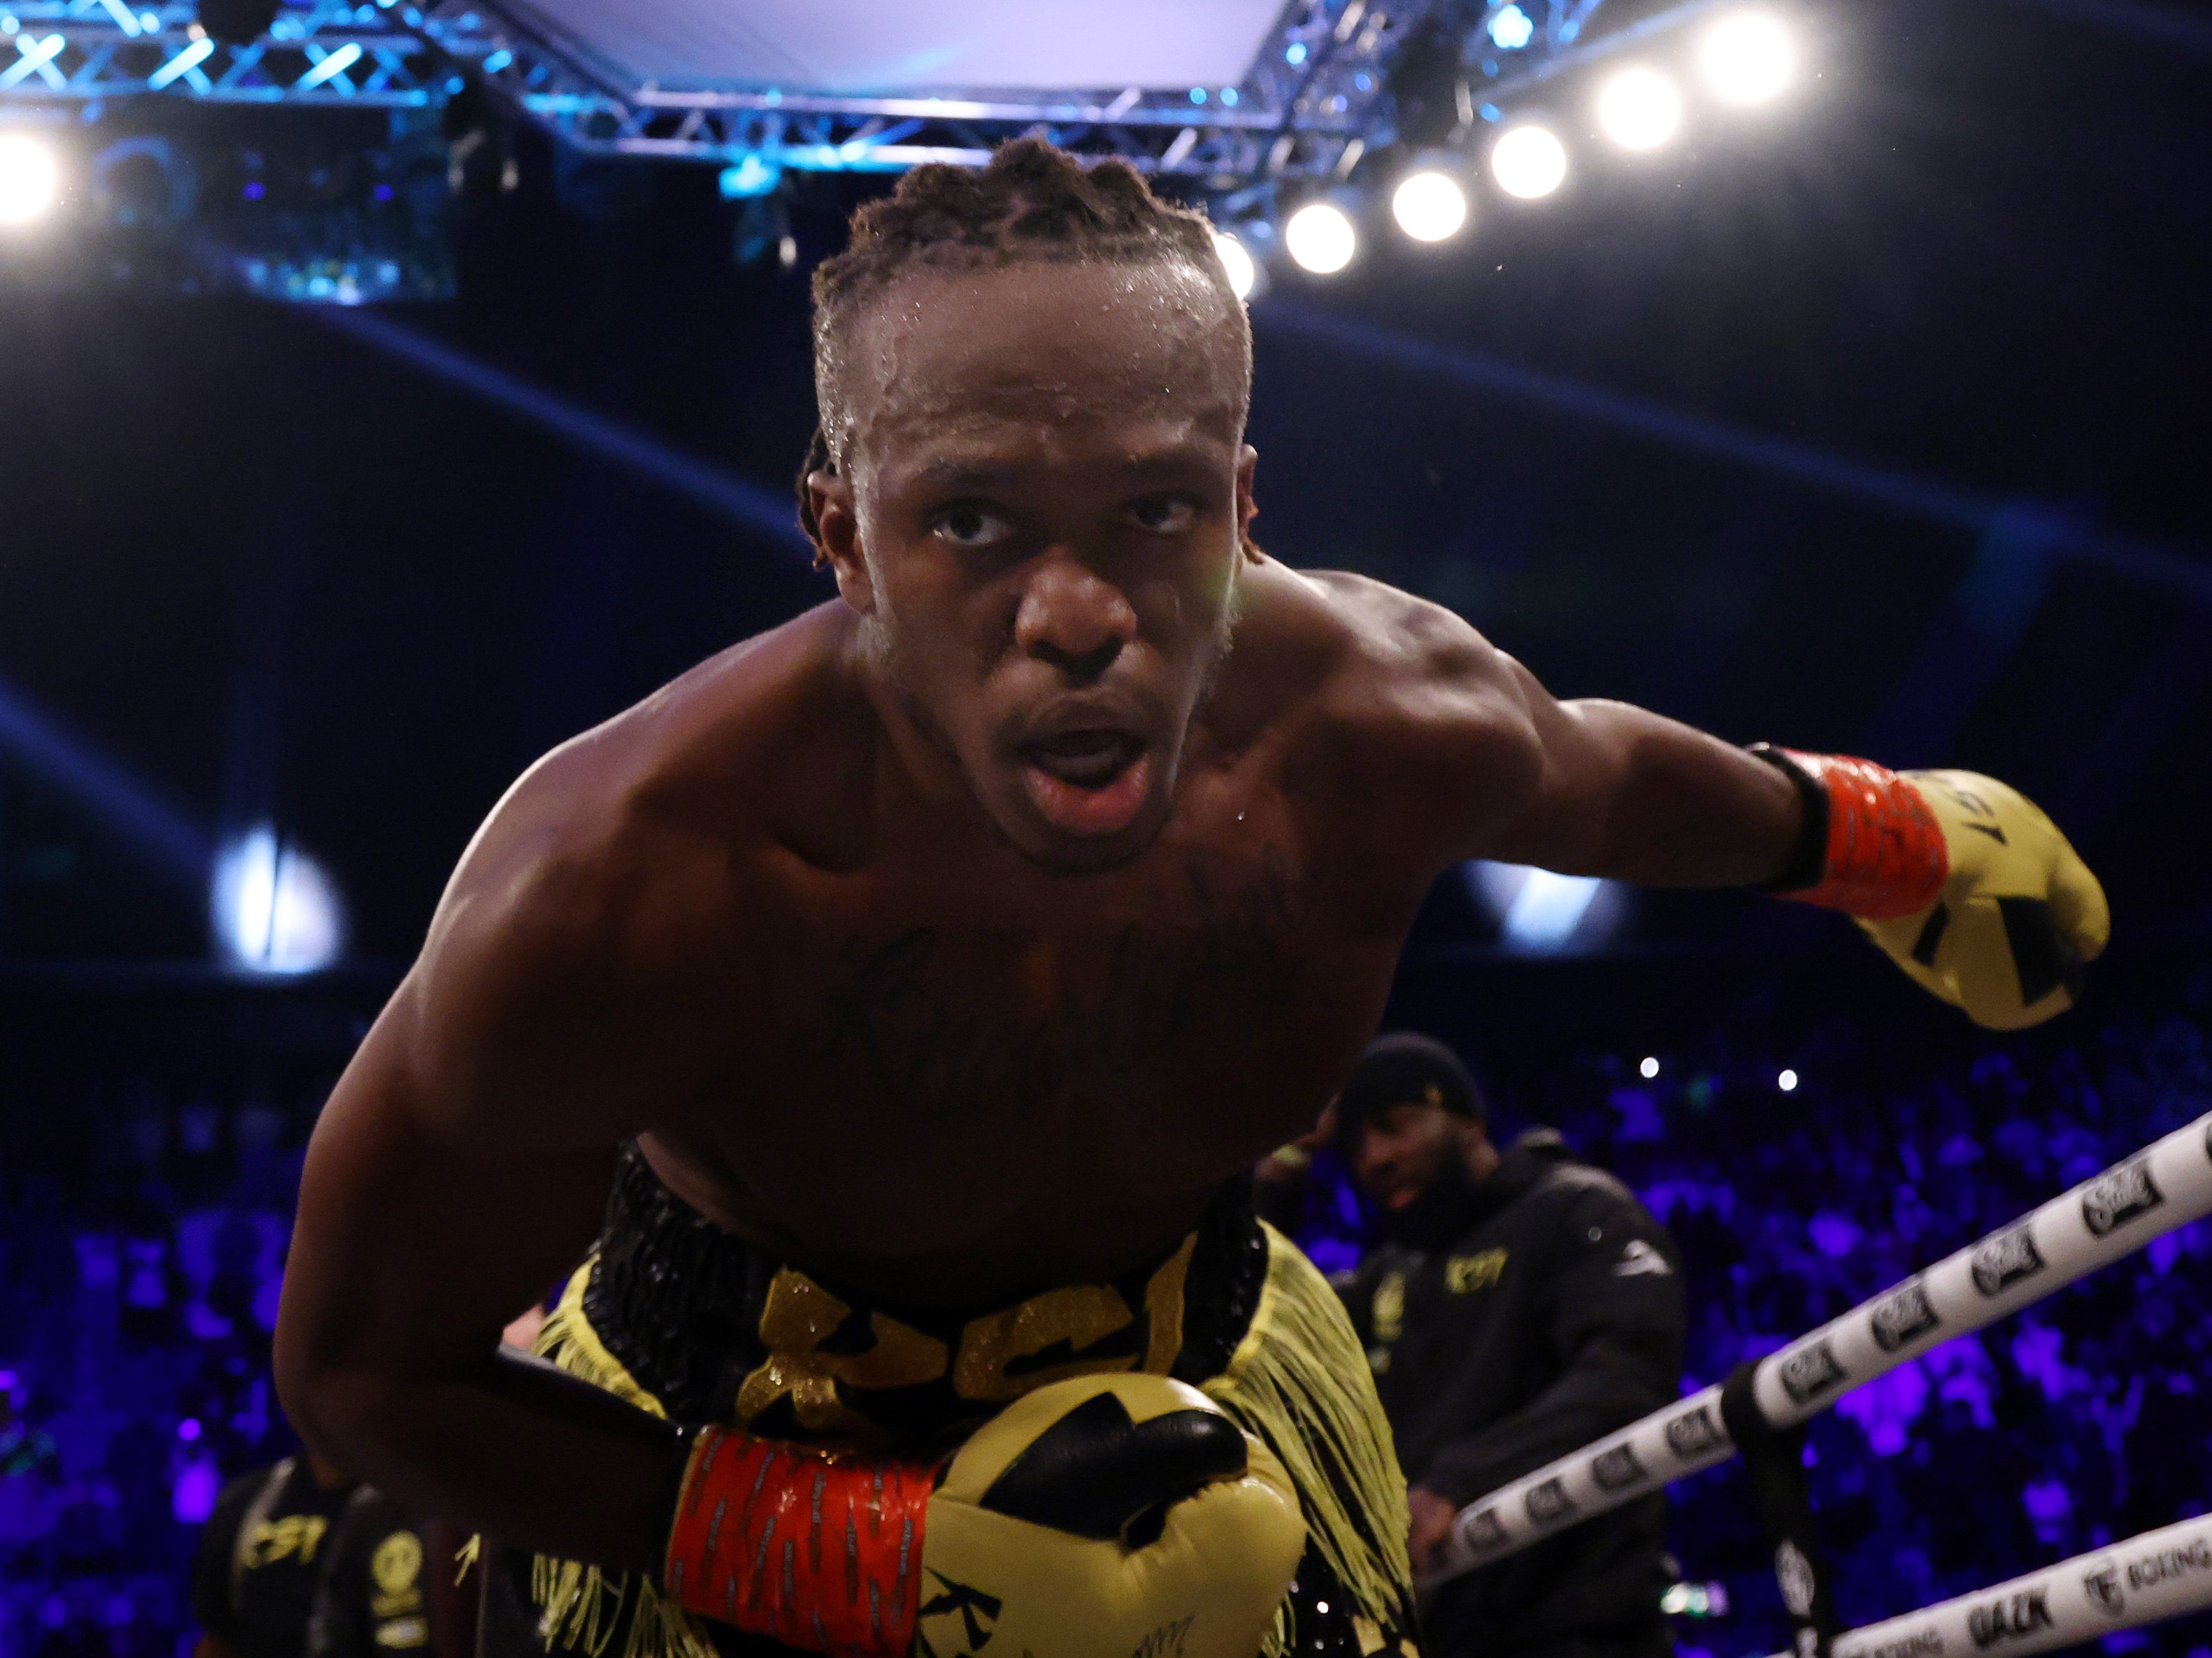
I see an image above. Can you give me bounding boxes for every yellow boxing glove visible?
[665,1372,1306,1658]
[1752,750,2109,1030]
[919,1374,1307,1658]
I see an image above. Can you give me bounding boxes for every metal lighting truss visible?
[0,0,1656,183]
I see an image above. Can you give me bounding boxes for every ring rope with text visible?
[1429,1110,2212,1582]
[1769,1510,2212,1658]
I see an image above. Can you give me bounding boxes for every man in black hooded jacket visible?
[1337,1034,1684,1658]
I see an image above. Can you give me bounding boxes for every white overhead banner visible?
[492,0,1291,94]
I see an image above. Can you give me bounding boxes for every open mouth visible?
[1018,729,1152,836]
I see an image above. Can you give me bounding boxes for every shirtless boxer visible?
[274,141,2107,1658]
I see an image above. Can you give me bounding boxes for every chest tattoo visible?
[806,846,1304,1109]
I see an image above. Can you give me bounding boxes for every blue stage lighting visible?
[1489,5,1535,51]
[1189,87,1207,104]
[718,154,782,199]
[1285,41,1308,65]
[1469,862,1624,952]
[212,827,346,975]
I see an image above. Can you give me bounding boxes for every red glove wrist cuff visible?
[1755,748,1949,921]
[663,1425,933,1656]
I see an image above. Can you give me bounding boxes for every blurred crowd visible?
[3,1000,2210,1657]
[0,1074,320,1658]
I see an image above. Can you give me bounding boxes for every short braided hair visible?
[796,138,1250,552]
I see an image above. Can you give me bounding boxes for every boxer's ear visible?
[808,468,875,613]
[1236,444,1261,563]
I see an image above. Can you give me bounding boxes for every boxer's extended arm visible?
[1323,575,2106,1027]
[275,767,738,1573]
[1314,575,1802,887]
[1474,661,1803,886]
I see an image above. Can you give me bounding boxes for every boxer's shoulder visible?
[1223,563,1541,849]
[419,608,861,1015]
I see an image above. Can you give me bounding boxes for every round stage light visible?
[1391,170,1467,242]
[1599,68,1683,150]
[1702,13,1793,105]
[1212,229,1258,300]
[1488,3,1535,51]
[0,135,60,225]
[1284,201,1356,275]
[213,827,347,975]
[1490,124,1567,199]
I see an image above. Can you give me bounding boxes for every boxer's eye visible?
[1129,495,1198,535]
[932,502,1014,549]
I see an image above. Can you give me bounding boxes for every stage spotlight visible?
[0,135,59,226]
[1702,13,1793,105]
[1490,124,1566,199]
[1469,862,1624,953]
[1391,170,1467,243]
[1778,1067,1800,1092]
[213,827,346,975]
[1284,201,1356,275]
[718,153,781,199]
[1488,4,1535,51]
[1212,228,1258,300]
[1640,1056,1660,1080]
[1598,68,1683,150]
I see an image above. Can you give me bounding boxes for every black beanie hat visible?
[1336,1032,1484,1138]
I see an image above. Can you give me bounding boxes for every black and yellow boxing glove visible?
[664,1372,1306,1658]
[1752,748,2109,1031]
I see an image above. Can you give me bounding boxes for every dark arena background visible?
[4,1,2212,1656]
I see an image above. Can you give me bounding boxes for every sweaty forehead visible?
[829,259,1249,471]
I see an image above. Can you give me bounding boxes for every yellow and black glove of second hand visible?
[1752,749,2110,1031]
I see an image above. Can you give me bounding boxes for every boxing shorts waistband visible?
[577,1144,1271,1446]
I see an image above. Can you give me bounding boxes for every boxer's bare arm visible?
[1305,571,1802,887]
[275,741,746,1574]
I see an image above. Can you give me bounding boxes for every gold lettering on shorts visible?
[954,1284,1136,1402]
[1141,1235,1195,1374]
[954,1234,1197,1402]
[734,1270,949,1432]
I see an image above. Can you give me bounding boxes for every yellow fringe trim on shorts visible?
[524,1261,720,1658]
[1202,1224,1414,1657]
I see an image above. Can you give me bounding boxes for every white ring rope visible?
[1783,1510,2212,1658]
[1431,1109,2212,1582]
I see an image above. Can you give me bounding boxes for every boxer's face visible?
[1351,1102,1470,1212]
[811,258,1255,870]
